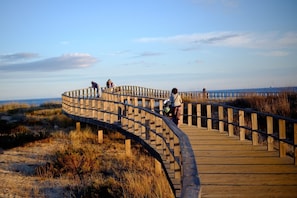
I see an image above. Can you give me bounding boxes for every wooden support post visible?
[150,99,154,111]
[180,103,184,125]
[251,113,259,145]
[76,122,81,132]
[239,110,245,141]
[155,159,162,175]
[98,130,103,144]
[159,99,163,115]
[228,108,234,136]
[218,106,224,133]
[279,119,286,157]
[197,104,201,128]
[125,139,131,157]
[188,103,192,126]
[207,105,212,130]
[134,97,138,106]
[267,116,274,151]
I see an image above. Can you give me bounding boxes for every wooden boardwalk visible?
[180,125,297,198]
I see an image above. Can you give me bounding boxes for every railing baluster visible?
[267,116,274,151]
[239,110,245,141]
[279,119,286,157]
[251,113,259,145]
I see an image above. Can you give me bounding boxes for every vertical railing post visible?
[180,103,184,125]
[173,135,181,180]
[228,108,234,136]
[80,98,84,116]
[251,113,259,145]
[207,104,212,130]
[218,106,224,133]
[159,99,163,115]
[239,110,245,140]
[133,97,138,106]
[150,99,155,111]
[188,103,192,126]
[279,119,286,157]
[267,116,274,151]
[85,99,89,117]
[103,101,108,122]
[197,104,201,128]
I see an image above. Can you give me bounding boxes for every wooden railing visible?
[62,85,297,197]
[184,102,297,164]
[62,86,201,198]
[180,90,280,101]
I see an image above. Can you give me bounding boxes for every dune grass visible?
[36,128,174,198]
[0,102,74,149]
[1,103,174,197]
[184,92,296,118]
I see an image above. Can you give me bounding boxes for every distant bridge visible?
[62,85,297,198]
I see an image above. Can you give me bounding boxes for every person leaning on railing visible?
[170,88,183,127]
[91,81,100,97]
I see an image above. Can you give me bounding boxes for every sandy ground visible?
[0,138,72,198]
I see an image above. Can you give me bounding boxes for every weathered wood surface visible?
[180,125,297,198]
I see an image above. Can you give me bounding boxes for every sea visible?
[0,97,62,106]
[0,86,296,106]
[207,87,297,94]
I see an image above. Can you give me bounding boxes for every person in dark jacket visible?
[91,81,100,97]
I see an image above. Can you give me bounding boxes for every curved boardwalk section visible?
[181,125,297,198]
[62,85,297,198]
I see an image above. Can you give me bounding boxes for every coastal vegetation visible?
[225,92,297,118]
[0,102,72,149]
[0,102,173,197]
[36,128,173,197]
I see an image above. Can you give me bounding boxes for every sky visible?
[0,0,297,100]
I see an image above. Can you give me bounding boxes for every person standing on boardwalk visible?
[170,88,183,127]
[202,88,208,100]
[106,79,114,88]
[91,81,100,97]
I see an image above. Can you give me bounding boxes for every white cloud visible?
[0,53,98,72]
[135,31,297,50]
[277,32,297,46]
[0,53,39,63]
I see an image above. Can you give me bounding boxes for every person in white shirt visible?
[169,88,182,127]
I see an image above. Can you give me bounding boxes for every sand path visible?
[0,138,71,198]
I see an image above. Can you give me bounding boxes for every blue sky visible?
[0,0,296,100]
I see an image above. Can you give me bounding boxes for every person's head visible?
[172,88,178,94]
